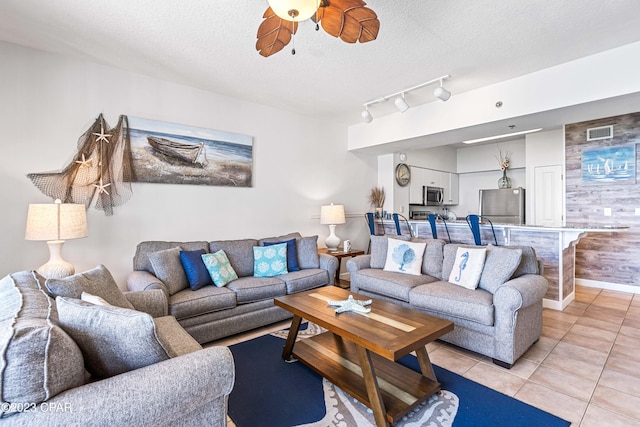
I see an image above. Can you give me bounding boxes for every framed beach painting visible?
[128,116,253,187]
[581,145,636,184]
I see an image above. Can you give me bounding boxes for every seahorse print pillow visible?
[383,238,426,276]
[448,247,487,289]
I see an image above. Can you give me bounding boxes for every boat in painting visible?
[147,136,208,166]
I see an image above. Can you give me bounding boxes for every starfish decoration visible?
[75,154,93,168]
[93,179,111,195]
[92,123,111,144]
[327,295,372,314]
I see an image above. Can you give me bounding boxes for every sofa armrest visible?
[124,289,168,318]
[319,253,339,286]
[494,274,549,312]
[127,270,169,295]
[346,255,372,274]
[6,346,234,427]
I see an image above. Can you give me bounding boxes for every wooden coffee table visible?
[274,286,454,427]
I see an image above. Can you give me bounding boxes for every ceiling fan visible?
[256,0,380,57]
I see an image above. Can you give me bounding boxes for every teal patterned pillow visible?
[201,250,238,287]
[253,243,288,277]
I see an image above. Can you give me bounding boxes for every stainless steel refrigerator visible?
[479,188,525,225]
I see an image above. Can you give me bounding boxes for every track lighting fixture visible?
[433,78,451,101]
[394,93,409,113]
[361,106,373,123]
[361,74,451,123]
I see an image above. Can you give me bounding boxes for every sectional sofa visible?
[347,235,549,368]
[127,232,339,344]
[0,267,234,426]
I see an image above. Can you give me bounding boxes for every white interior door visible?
[534,165,563,226]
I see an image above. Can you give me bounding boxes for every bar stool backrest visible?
[465,214,498,246]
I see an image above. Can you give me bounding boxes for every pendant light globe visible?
[268,0,320,21]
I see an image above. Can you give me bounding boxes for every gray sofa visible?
[347,236,549,368]
[127,232,339,344]
[0,268,234,426]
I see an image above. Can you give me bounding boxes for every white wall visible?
[0,42,377,286]
[454,140,526,218]
[404,146,457,172]
[456,169,526,218]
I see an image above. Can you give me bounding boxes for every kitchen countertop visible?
[407,219,629,231]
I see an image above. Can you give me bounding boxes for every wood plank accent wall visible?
[565,112,640,287]
[508,230,562,302]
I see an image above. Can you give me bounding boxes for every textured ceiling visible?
[2,0,640,127]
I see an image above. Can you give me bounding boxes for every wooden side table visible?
[318,248,365,288]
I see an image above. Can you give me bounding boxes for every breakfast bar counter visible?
[376,219,627,310]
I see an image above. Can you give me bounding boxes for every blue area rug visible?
[228,324,569,427]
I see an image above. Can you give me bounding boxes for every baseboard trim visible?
[576,278,640,294]
[543,294,574,311]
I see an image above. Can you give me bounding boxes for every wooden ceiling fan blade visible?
[352,8,379,43]
[320,4,379,43]
[256,7,297,57]
[327,0,367,9]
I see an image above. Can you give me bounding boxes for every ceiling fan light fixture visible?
[361,107,373,123]
[434,80,451,101]
[395,93,409,113]
[268,0,320,21]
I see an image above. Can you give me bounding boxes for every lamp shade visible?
[320,204,345,225]
[268,0,319,21]
[25,200,88,241]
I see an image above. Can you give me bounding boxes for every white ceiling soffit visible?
[1,0,640,136]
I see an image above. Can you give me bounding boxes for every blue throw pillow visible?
[179,249,212,290]
[264,239,300,272]
[253,243,288,277]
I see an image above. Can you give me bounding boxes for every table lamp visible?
[320,203,345,252]
[25,199,88,279]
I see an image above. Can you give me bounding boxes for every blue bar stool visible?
[428,213,452,243]
[365,212,376,236]
[466,214,498,245]
[392,213,414,237]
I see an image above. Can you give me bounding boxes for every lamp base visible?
[325,224,341,252]
[37,240,75,279]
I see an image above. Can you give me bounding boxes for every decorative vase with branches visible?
[368,186,385,217]
[496,149,512,189]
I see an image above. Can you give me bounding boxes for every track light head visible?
[394,93,409,113]
[361,107,373,123]
[434,80,451,101]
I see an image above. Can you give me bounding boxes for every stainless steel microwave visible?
[424,186,444,206]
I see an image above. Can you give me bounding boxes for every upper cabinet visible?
[409,167,425,204]
[422,168,443,187]
[408,166,458,206]
[443,172,459,205]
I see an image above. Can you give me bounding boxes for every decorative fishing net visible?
[27,114,133,216]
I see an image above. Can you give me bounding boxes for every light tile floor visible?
[215,285,640,426]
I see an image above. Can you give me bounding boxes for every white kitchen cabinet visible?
[443,172,459,205]
[409,167,458,205]
[409,167,425,204]
[422,168,443,187]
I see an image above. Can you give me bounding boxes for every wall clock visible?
[395,163,411,187]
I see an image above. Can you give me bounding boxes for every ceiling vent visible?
[587,125,613,141]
